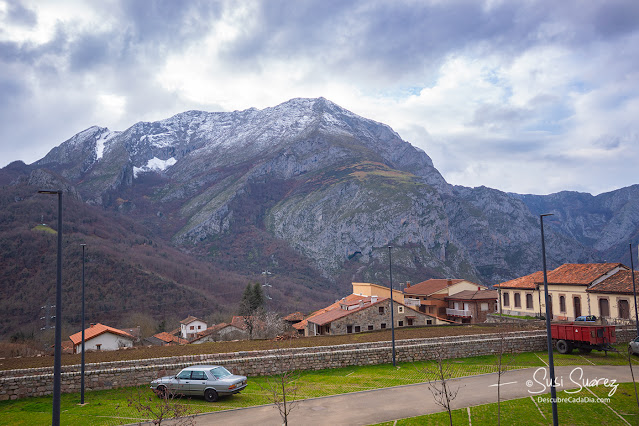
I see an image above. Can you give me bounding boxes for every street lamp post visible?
[80,244,86,405]
[38,190,63,426]
[630,244,638,337]
[388,246,396,367]
[540,213,558,426]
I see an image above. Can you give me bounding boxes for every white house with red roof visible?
[179,315,207,340]
[68,323,135,353]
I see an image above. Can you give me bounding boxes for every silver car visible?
[630,336,639,356]
[151,365,248,402]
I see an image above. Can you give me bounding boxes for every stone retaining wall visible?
[2,326,634,401]
[0,330,548,401]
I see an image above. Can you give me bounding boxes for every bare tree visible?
[127,387,196,426]
[418,350,460,426]
[258,349,302,426]
[495,321,519,425]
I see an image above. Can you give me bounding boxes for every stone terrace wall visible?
[1,330,549,401]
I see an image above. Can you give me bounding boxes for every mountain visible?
[1,97,638,337]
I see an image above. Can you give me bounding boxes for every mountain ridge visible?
[2,97,638,337]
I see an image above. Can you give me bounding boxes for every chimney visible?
[371,295,378,303]
[447,278,453,286]
[406,281,411,288]
[90,323,95,327]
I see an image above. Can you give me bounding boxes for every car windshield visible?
[210,367,232,379]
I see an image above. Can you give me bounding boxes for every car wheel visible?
[629,346,636,356]
[156,385,167,399]
[556,340,572,354]
[204,389,218,402]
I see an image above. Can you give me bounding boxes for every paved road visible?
[193,365,638,425]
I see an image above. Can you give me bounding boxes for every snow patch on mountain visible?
[95,130,118,160]
[133,157,177,178]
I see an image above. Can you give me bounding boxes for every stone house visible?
[302,295,449,336]
[190,323,248,343]
[444,289,498,323]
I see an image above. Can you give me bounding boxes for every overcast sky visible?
[1,0,638,195]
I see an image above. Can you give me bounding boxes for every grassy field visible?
[1,346,637,425]
[374,383,639,425]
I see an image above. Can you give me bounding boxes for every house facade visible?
[403,279,487,317]
[303,296,449,337]
[352,282,406,304]
[445,289,499,323]
[68,323,135,353]
[190,323,248,343]
[180,316,207,340]
[495,263,634,322]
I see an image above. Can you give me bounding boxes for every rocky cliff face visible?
[15,98,639,288]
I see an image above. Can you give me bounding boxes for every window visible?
[503,293,510,307]
[526,293,533,310]
[347,325,353,333]
[559,295,566,313]
[619,299,630,319]
[198,325,202,330]
[480,303,489,311]
[95,344,101,351]
[354,326,361,333]
[177,370,192,380]
[514,293,521,308]
[379,306,385,314]
[398,306,404,313]
[426,319,432,325]
[407,318,414,326]
[398,320,404,327]
[190,325,194,330]
[573,296,581,318]
[599,298,610,317]
[192,371,207,380]
[381,323,386,329]
[368,325,374,331]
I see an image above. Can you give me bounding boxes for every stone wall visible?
[0,328,591,401]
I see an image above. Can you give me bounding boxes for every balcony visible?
[404,298,421,307]
[446,308,471,318]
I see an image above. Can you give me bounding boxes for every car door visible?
[174,369,193,395]
[189,370,209,395]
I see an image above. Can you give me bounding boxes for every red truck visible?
[550,322,616,354]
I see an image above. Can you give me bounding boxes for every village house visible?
[190,322,248,343]
[179,316,207,340]
[495,263,635,322]
[402,278,487,317]
[295,293,450,337]
[445,289,499,323]
[68,323,135,353]
[146,332,188,346]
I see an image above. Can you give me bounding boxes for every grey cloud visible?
[7,1,37,27]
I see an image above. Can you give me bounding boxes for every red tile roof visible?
[446,289,498,301]
[540,263,625,285]
[283,312,305,322]
[404,279,467,296]
[308,298,388,326]
[153,332,188,345]
[293,294,371,330]
[494,271,544,289]
[69,323,134,345]
[588,270,637,294]
[180,315,203,325]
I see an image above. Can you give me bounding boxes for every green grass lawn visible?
[374,383,639,425]
[1,348,637,425]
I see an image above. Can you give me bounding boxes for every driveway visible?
[193,365,638,425]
